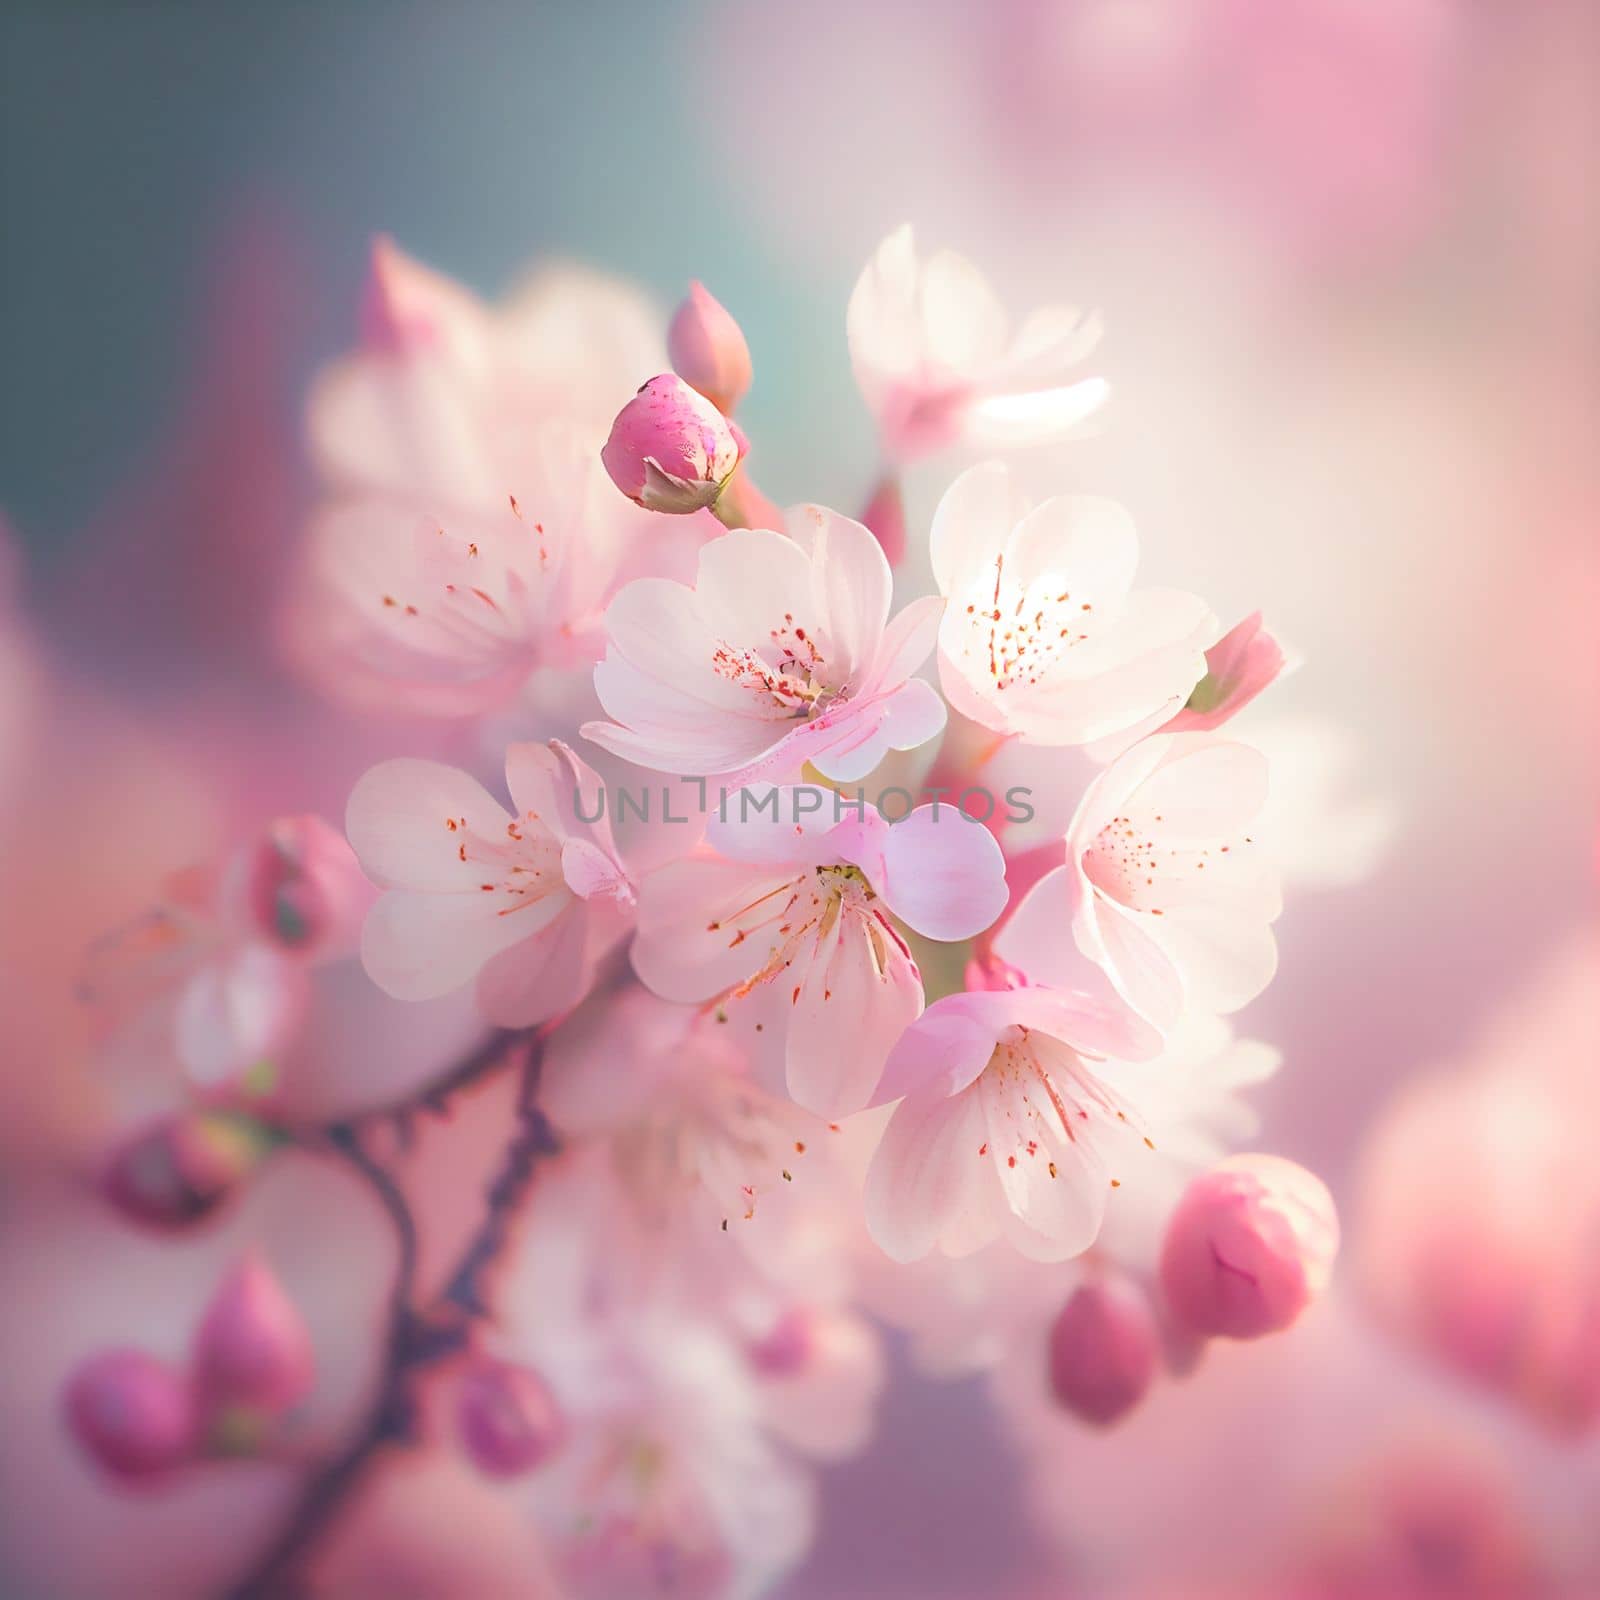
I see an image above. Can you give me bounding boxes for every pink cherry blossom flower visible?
[583,506,948,787]
[930,460,1217,747]
[847,225,1108,462]
[293,420,703,719]
[998,732,1280,1031]
[631,787,1008,1117]
[345,741,633,1027]
[541,983,831,1239]
[862,984,1162,1263]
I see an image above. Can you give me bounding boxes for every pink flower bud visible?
[859,474,907,566]
[601,375,747,514]
[192,1254,315,1427]
[64,1349,196,1482]
[1046,1279,1161,1426]
[1167,612,1289,734]
[667,282,752,416]
[101,1110,275,1230]
[457,1358,565,1478]
[226,814,374,960]
[746,1310,815,1379]
[1161,1154,1339,1341]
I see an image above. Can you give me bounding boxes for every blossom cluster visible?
[66,227,1342,1597]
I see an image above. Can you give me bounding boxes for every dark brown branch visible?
[228,1037,555,1599]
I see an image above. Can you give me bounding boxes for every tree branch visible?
[228,1036,555,1599]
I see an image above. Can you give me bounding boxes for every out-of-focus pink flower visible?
[191,1253,316,1439]
[862,984,1161,1262]
[294,420,696,720]
[457,1358,567,1479]
[223,814,374,961]
[848,225,1107,462]
[667,282,753,416]
[601,375,748,514]
[63,1349,197,1483]
[1358,932,1600,1434]
[1046,1278,1162,1426]
[632,787,1007,1117]
[345,741,633,1027]
[542,984,828,1238]
[930,461,1215,747]
[999,733,1279,1031]
[100,1109,278,1230]
[584,508,946,785]
[1160,1153,1339,1340]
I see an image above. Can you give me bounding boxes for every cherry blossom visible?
[998,732,1280,1031]
[583,506,948,787]
[345,741,633,1027]
[862,984,1163,1262]
[930,461,1217,748]
[848,225,1108,461]
[631,787,1007,1117]
[294,421,699,718]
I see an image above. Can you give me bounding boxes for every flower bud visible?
[1161,1154,1339,1340]
[1169,612,1289,734]
[101,1109,276,1230]
[859,474,907,566]
[601,375,747,514]
[667,282,752,416]
[64,1349,196,1482]
[746,1310,815,1379]
[457,1358,565,1478]
[226,814,374,961]
[192,1254,315,1431]
[1046,1278,1160,1426]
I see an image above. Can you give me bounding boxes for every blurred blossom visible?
[848,225,1107,463]
[63,1350,197,1484]
[1359,929,1600,1435]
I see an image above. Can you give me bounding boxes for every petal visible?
[360,884,566,1002]
[1088,896,1185,1032]
[632,857,803,1002]
[964,377,1109,449]
[705,785,850,868]
[979,1060,1109,1261]
[863,1085,992,1263]
[993,865,1092,990]
[928,460,1022,595]
[786,907,924,1117]
[867,595,946,692]
[473,900,590,1027]
[1131,736,1270,840]
[1150,913,1279,1016]
[873,993,1004,1105]
[691,527,816,652]
[869,804,1008,942]
[345,759,510,892]
[176,948,307,1090]
[806,679,949,786]
[787,505,890,686]
[1004,493,1138,605]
